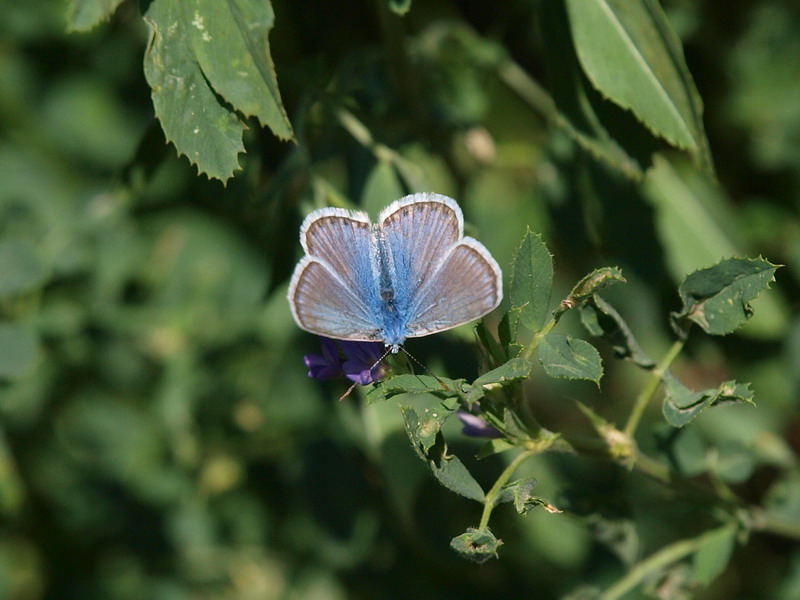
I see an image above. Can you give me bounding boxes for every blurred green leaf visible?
[509,229,553,334]
[662,374,755,427]
[387,0,412,16]
[66,0,125,32]
[0,240,46,298]
[565,0,712,171]
[0,322,39,379]
[539,333,603,385]
[671,257,779,336]
[693,524,737,585]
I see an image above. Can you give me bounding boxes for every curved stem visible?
[600,535,703,600]
[624,339,684,438]
[478,449,536,530]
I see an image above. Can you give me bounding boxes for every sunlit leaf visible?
[565,0,712,171]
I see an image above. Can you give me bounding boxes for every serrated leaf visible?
[693,524,737,585]
[67,0,125,31]
[472,357,532,388]
[672,257,779,336]
[450,528,502,564]
[503,408,535,441]
[565,0,712,172]
[662,375,755,427]
[509,229,553,334]
[539,333,603,385]
[187,0,294,140]
[144,0,245,181]
[579,295,654,367]
[429,453,485,502]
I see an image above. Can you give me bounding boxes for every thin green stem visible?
[478,449,536,530]
[521,315,558,363]
[600,534,704,600]
[624,339,685,438]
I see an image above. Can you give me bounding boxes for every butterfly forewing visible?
[406,238,503,336]
[379,194,463,322]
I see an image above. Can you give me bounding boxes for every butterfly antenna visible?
[339,345,395,401]
[401,347,450,391]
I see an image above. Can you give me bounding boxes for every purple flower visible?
[340,341,386,385]
[457,410,503,439]
[303,338,387,385]
[304,337,343,381]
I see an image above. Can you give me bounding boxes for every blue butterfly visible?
[288,193,503,352]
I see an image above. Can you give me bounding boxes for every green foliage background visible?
[1,0,799,598]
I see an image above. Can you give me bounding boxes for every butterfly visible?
[287,193,503,352]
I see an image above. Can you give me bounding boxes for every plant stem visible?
[624,338,684,438]
[478,449,536,530]
[600,534,705,600]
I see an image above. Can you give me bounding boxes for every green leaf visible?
[671,257,779,336]
[579,294,654,367]
[662,375,755,427]
[66,0,125,31]
[400,404,450,460]
[475,320,508,366]
[539,333,603,385]
[535,1,655,178]
[472,357,532,388]
[693,524,737,585]
[143,0,293,182]
[367,374,462,403]
[187,0,293,139]
[387,0,412,16]
[361,160,404,218]
[494,478,560,515]
[144,0,245,181]
[0,240,47,298]
[509,229,553,334]
[450,528,502,563]
[0,322,39,379]
[565,0,712,172]
[429,453,485,502]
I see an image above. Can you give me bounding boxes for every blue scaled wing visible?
[287,208,383,341]
[379,193,503,338]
